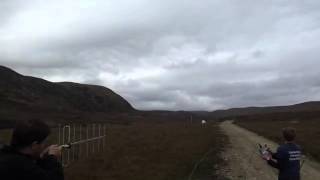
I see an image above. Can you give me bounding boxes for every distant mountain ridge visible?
[210,101,320,118]
[0,65,134,115]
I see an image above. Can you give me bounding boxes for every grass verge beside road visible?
[235,118,320,162]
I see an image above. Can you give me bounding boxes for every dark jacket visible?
[0,145,64,180]
[267,143,301,180]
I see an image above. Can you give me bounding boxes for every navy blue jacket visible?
[0,145,64,180]
[267,143,301,180]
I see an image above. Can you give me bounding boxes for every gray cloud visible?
[1,0,320,110]
[0,1,23,25]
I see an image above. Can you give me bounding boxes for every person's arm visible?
[26,145,64,180]
[21,154,64,180]
[267,159,279,169]
[38,154,64,178]
[267,147,285,170]
[265,148,280,169]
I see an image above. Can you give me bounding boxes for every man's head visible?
[282,127,296,142]
[10,119,51,157]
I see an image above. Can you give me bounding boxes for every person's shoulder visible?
[277,143,295,153]
[292,143,302,151]
[279,143,301,152]
[0,146,32,164]
[277,144,287,150]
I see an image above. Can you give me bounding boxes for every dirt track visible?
[219,121,320,180]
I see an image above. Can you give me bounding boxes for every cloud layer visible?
[1,0,320,110]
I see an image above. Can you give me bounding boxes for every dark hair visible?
[282,127,296,141]
[10,119,50,149]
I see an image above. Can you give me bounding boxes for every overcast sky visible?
[1,0,320,111]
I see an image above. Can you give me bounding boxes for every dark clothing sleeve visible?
[267,147,286,170]
[22,155,64,180]
[270,151,277,159]
[266,144,301,180]
[1,145,64,180]
[267,159,279,169]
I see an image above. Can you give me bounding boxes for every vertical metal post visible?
[73,124,76,162]
[92,124,95,153]
[67,125,71,165]
[86,124,89,157]
[103,124,106,151]
[57,124,60,145]
[62,125,66,166]
[79,124,82,158]
[61,124,64,165]
[62,125,71,166]
[58,124,61,145]
[58,124,62,163]
[71,124,73,162]
[98,124,101,152]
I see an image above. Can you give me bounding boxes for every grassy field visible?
[64,121,227,180]
[235,118,320,162]
[1,120,228,180]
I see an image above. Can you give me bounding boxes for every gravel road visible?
[219,121,320,180]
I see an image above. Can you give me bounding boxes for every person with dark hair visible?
[262,127,301,180]
[0,119,64,180]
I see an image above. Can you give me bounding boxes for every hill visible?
[210,101,320,119]
[0,65,134,127]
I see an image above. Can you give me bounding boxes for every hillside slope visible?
[0,66,134,125]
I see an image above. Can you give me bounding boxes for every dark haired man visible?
[263,127,301,180]
[0,119,64,180]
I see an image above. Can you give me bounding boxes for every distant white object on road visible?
[201,120,206,127]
